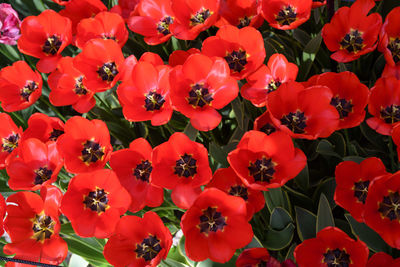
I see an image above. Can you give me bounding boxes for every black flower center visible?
[275,5,297,26]
[260,123,277,135]
[81,140,105,164]
[49,129,64,141]
[97,62,118,82]
[21,81,38,101]
[378,191,400,221]
[145,91,165,111]
[133,160,152,182]
[135,235,162,262]
[280,110,307,134]
[34,167,53,185]
[330,97,353,119]
[228,185,248,201]
[388,37,400,64]
[187,83,213,108]
[353,180,370,204]
[224,50,247,73]
[174,153,197,178]
[323,248,351,267]
[157,16,174,35]
[267,79,281,93]
[248,157,275,183]
[340,29,364,54]
[32,213,55,242]
[190,8,211,26]
[83,188,109,213]
[2,133,19,153]
[74,76,88,95]
[102,34,116,41]
[380,104,400,124]
[42,35,62,55]
[198,207,227,234]
[238,16,251,29]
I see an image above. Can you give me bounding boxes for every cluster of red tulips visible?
[0,0,400,266]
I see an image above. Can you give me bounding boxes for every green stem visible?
[150,206,185,213]
[343,129,351,156]
[388,137,397,172]
[39,97,67,122]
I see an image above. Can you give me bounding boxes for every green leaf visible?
[60,223,75,235]
[342,156,365,164]
[295,206,316,241]
[265,223,295,250]
[285,243,297,262]
[316,194,335,233]
[161,258,190,267]
[167,245,191,266]
[197,257,237,267]
[303,32,322,54]
[345,214,391,253]
[183,122,198,141]
[316,139,342,158]
[270,207,292,230]
[63,237,108,265]
[209,143,229,167]
[231,97,244,130]
[292,29,311,46]
[314,177,336,208]
[264,188,290,213]
[294,164,309,192]
[328,132,346,157]
[244,236,264,249]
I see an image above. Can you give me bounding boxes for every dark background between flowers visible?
[0,0,400,266]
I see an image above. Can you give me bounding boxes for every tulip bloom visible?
[6,138,63,191]
[367,77,400,135]
[0,3,21,45]
[103,211,172,267]
[57,116,112,174]
[4,190,68,265]
[202,25,266,80]
[75,11,128,48]
[117,61,173,126]
[0,60,42,112]
[170,54,238,131]
[334,157,388,222]
[241,53,298,107]
[378,7,400,66]
[151,132,211,208]
[181,188,253,263]
[205,167,265,220]
[48,57,96,114]
[364,172,400,249]
[261,0,313,30]
[294,227,369,267]
[322,0,382,62]
[304,71,369,130]
[110,138,164,213]
[267,82,339,139]
[22,113,65,143]
[17,10,72,73]
[0,113,23,169]
[228,130,306,191]
[61,169,131,238]
[73,39,124,92]
[128,0,175,45]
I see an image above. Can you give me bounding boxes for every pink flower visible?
[0,4,21,45]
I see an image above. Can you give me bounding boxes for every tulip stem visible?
[387,137,397,172]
